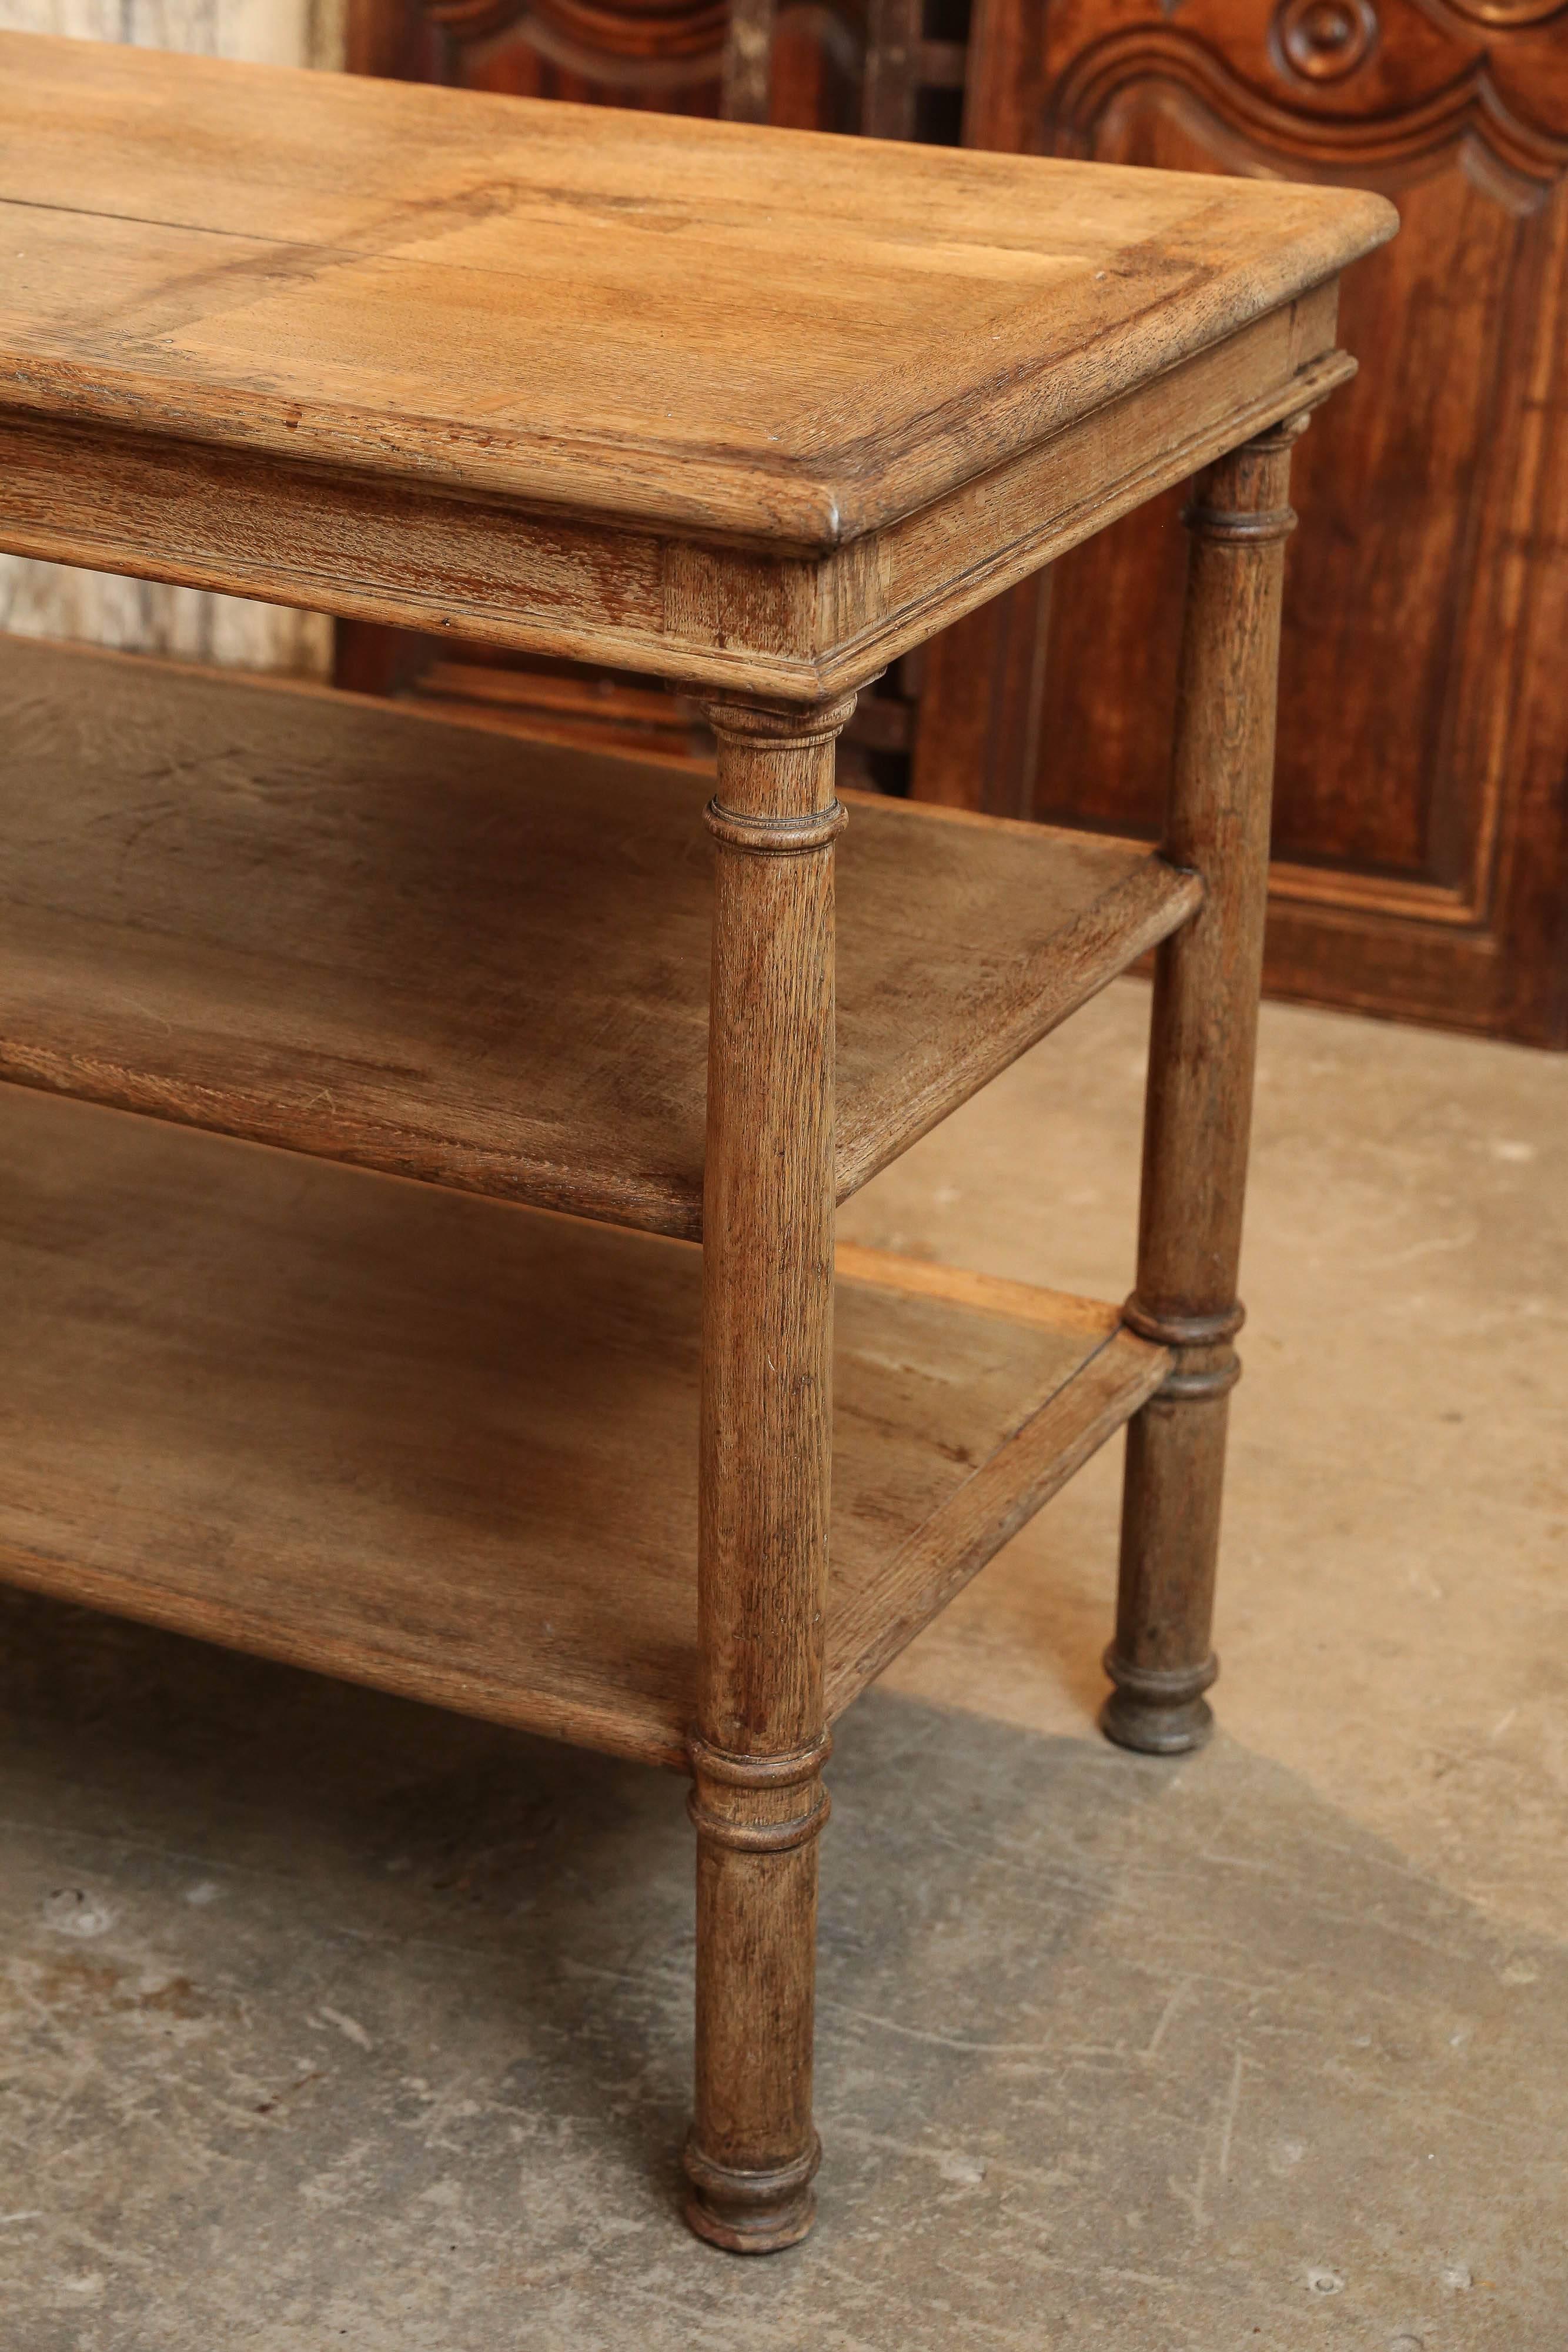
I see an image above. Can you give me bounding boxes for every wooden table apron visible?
[0,30,1396,2254]
[0,310,1352,704]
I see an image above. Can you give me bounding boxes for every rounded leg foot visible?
[683,2136,820,2254]
[1100,1651,1217,1755]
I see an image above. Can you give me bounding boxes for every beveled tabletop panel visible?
[0,33,1394,547]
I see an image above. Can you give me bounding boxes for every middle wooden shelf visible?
[1,636,1199,1237]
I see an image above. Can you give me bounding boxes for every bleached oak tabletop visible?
[0,31,1395,691]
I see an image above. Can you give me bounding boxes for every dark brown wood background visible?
[345,0,1568,1046]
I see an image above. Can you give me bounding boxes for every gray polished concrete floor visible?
[2,981,1563,2350]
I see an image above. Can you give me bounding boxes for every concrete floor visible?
[1,981,1563,2350]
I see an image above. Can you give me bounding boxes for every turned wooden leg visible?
[684,691,852,2253]
[1102,416,1306,1758]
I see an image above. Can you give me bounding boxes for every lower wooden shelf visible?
[0,1087,1166,1769]
[0,635,1199,1239]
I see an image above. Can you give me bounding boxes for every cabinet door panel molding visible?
[947,0,1568,1044]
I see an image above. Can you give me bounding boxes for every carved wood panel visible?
[349,0,730,112]
[345,0,967,143]
[935,0,1568,1043]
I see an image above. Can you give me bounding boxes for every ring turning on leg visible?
[684,1735,833,2251]
[687,694,851,2250]
[1104,416,1306,1756]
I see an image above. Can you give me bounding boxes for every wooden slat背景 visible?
[0,1088,1168,1767]
[0,639,1199,1235]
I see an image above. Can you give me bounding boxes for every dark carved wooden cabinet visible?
[930,0,1568,1044]
[346,0,1568,1043]
[346,0,966,131]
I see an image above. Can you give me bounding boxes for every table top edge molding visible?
[0,28,1397,557]
[0,339,1357,701]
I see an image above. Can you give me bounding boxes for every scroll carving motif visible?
[1272,0,1380,83]
[370,0,873,123]
[419,0,730,100]
[925,0,1568,1043]
[1420,0,1568,26]
[1047,23,1568,191]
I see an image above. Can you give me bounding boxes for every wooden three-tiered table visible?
[0,34,1393,2249]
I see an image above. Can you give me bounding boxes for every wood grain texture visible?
[0,0,339,679]
[952,0,1568,1045]
[0,636,1199,1232]
[827,1317,1168,1715]
[0,31,1392,547]
[821,310,1352,693]
[0,30,1386,2255]
[0,327,1355,699]
[1105,423,1300,1756]
[348,0,958,145]
[334,0,1278,744]
[687,694,845,2252]
[0,1086,1159,1769]
[697,697,845,1763]
[348,0,728,116]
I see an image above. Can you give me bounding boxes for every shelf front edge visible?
[825,1318,1171,1719]
[0,1531,691,1771]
